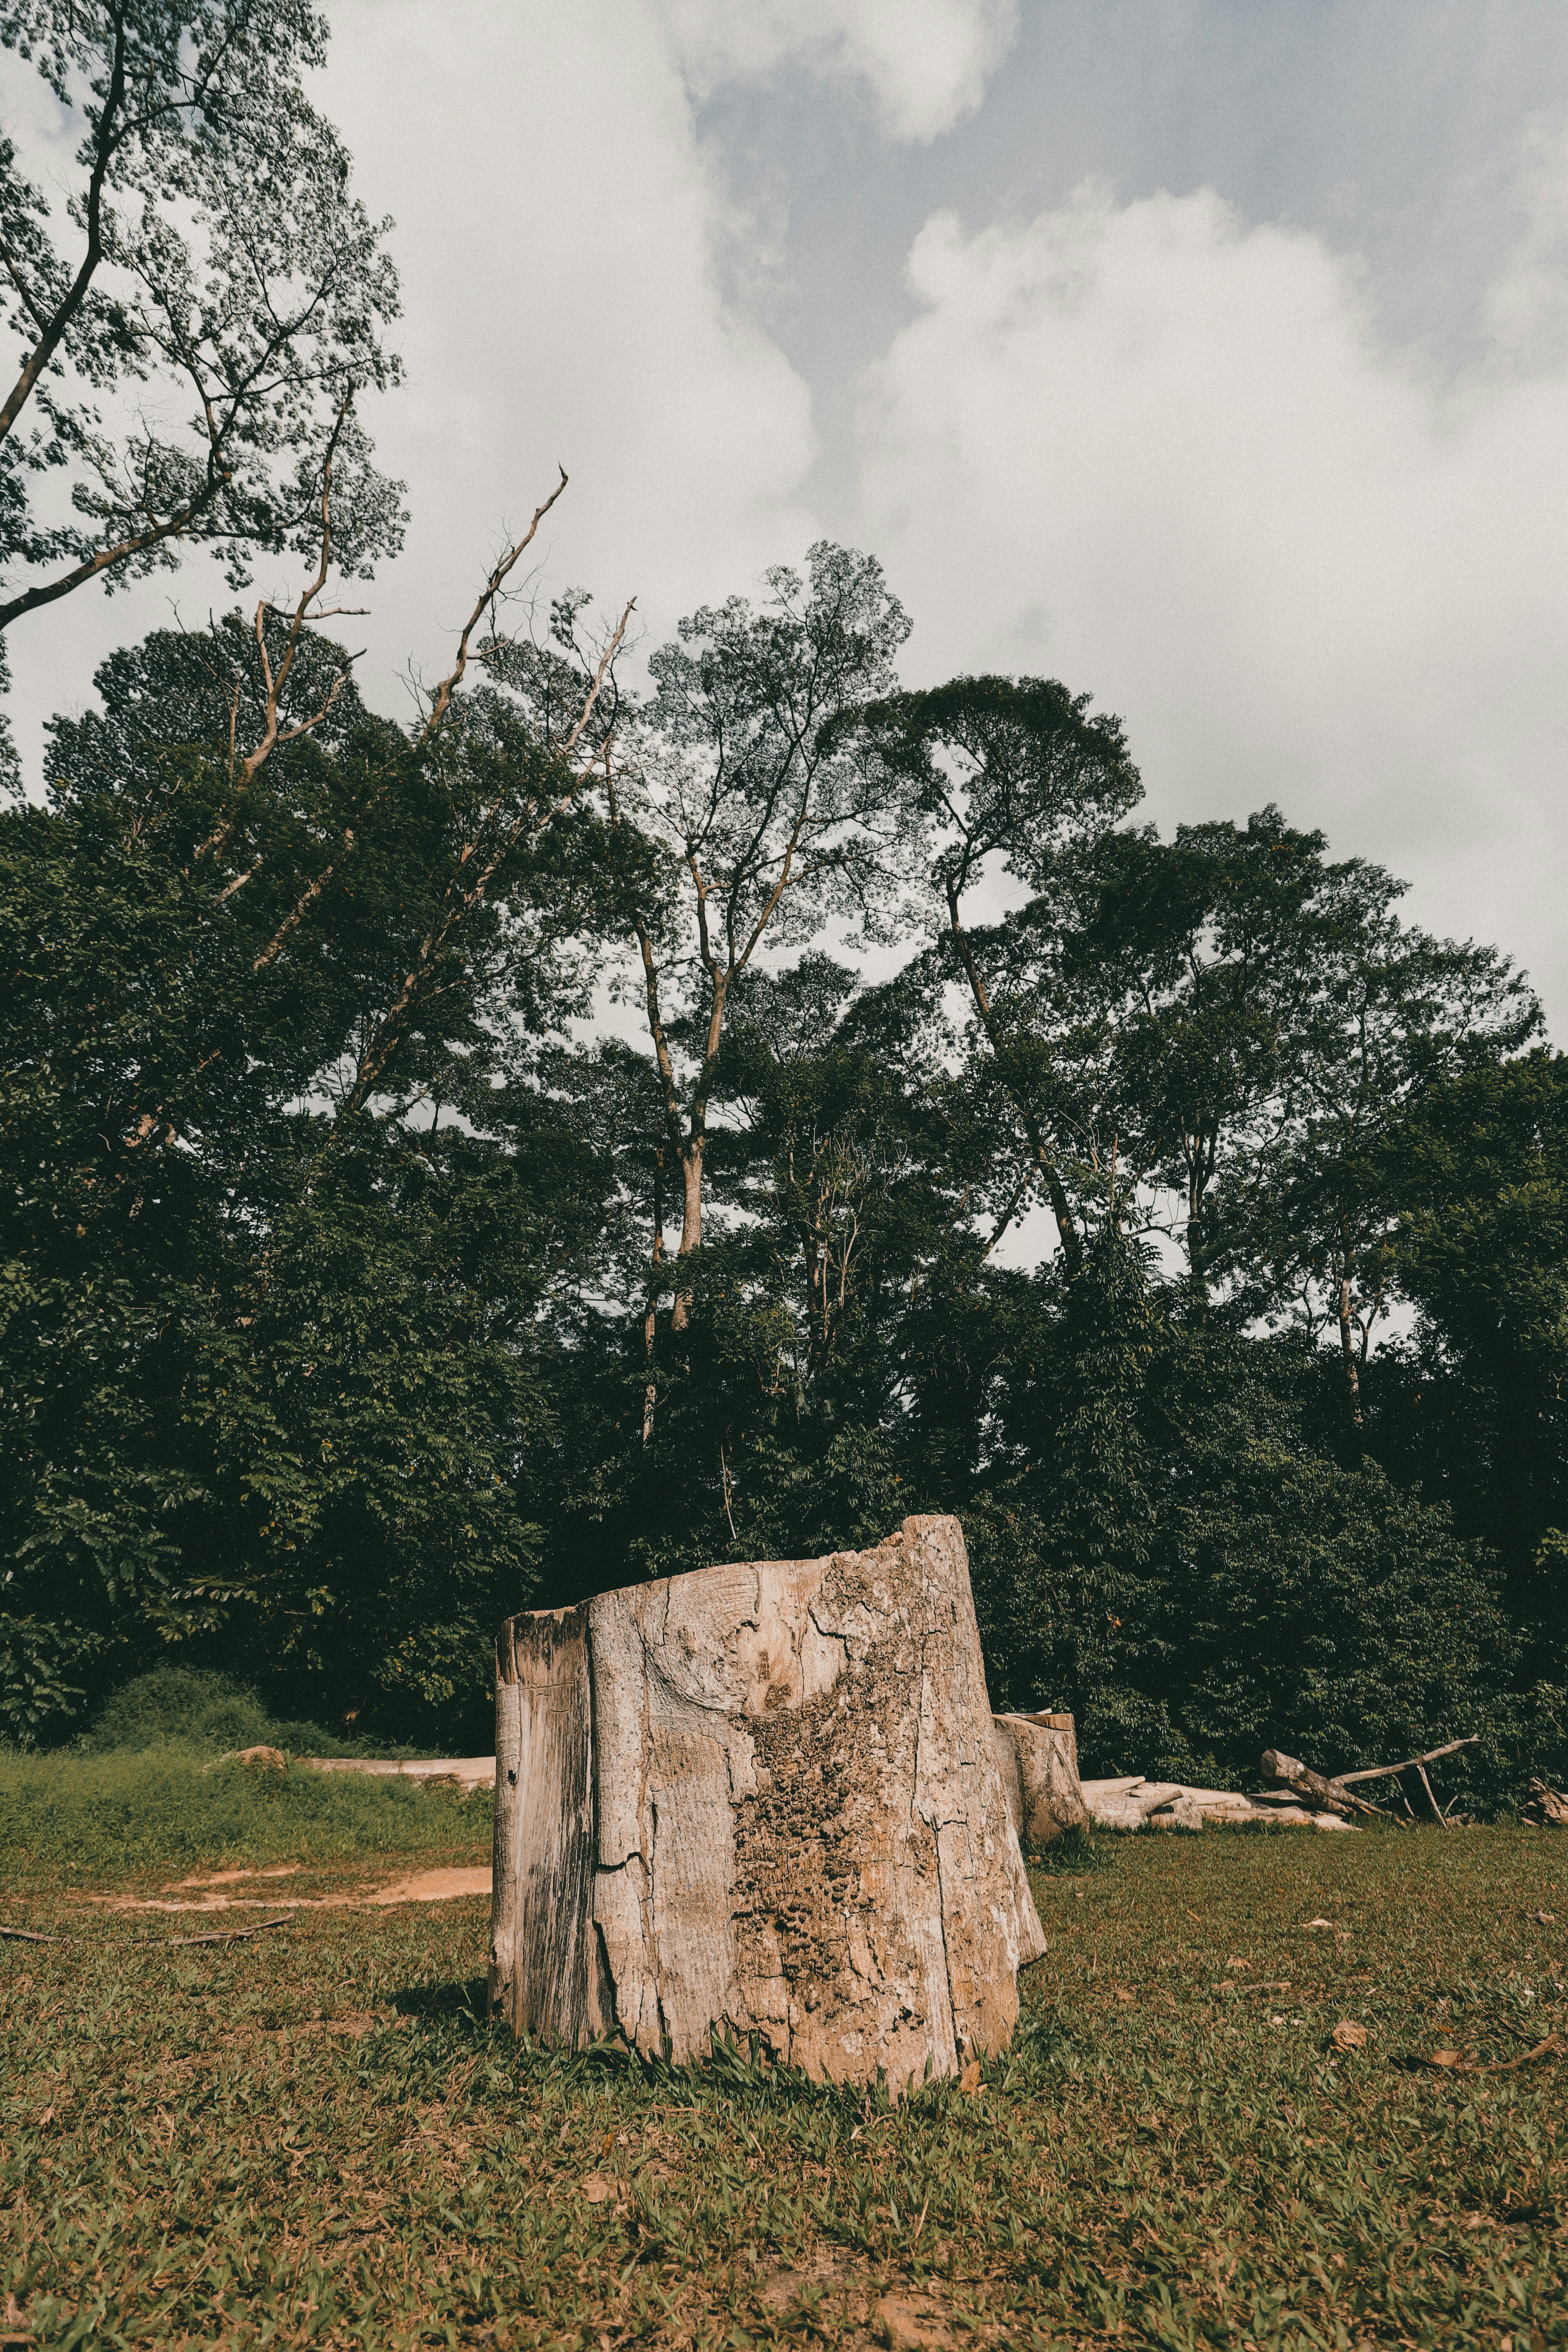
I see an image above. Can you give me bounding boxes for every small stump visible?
[489,1514,1045,2084]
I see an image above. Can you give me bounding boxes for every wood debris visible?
[1520,1779,1568,1829]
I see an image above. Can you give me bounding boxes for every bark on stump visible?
[489,1514,1045,2085]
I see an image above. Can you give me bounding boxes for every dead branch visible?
[0,1915,290,1946]
[340,593,632,1118]
[1335,1735,1480,1786]
[418,468,569,744]
[252,838,349,974]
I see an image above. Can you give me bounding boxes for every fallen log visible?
[1079,1778,1357,1833]
[1261,1750,1398,1824]
[301,1755,494,1794]
[489,1515,1045,2085]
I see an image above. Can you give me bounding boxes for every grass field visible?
[0,1748,493,1890]
[3,1819,1566,2350]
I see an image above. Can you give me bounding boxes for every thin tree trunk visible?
[945,882,1083,1278]
[1337,1270,1363,1429]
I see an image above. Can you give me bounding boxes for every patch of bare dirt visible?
[102,1865,492,1914]
[755,2254,979,2348]
[167,1865,305,1889]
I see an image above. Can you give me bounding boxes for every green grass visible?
[0,1749,492,1887]
[2,1826,1566,2348]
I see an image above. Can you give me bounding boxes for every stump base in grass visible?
[489,1514,1045,2085]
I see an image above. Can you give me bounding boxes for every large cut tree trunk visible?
[489,1514,1045,2086]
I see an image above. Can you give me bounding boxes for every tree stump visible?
[991,1711,1090,1846]
[489,1514,1045,2085]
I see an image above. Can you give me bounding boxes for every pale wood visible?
[488,1605,604,2047]
[490,1515,1045,2084]
[1261,1748,1397,1824]
[302,1755,494,1793]
[1081,1777,1360,1833]
[1335,1735,1479,1787]
[992,1711,1089,1846]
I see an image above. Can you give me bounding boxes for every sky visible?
[9,0,1568,1029]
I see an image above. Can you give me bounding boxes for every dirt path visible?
[100,1863,493,1915]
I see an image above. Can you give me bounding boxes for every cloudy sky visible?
[14,1,1568,1026]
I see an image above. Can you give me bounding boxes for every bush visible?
[79,1666,413,1759]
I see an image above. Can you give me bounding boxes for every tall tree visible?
[596,542,916,1321]
[838,675,1143,1276]
[0,0,404,661]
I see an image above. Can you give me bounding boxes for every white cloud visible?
[657,0,1018,142]
[853,182,1568,1017]
[319,1,820,706]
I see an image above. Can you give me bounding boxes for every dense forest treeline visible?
[1,3,1564,1806]
[3,551,1564,1806]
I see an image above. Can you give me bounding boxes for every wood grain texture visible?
[490,1515,1045,2085]
[488,1603,605,2045]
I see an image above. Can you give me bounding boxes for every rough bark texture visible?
[490,1515,1045,2085]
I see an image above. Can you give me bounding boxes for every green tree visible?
[0,509,623,1740]
[598,544,916,1308]
[0,0,404,645]
[839,673,1142,1276]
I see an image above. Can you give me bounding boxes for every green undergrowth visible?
[3,1825,1566,2348]
[76,1666,424,1762]
[0,1748,492,1888]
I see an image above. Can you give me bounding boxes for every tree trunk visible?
[490,1515,1045,2085]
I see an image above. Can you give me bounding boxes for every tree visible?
[0,0,404,660]
[838,674,1143,1276]
[1375,1050,1568,1657]
[0,478,631,1742]
[597,544,916,1322]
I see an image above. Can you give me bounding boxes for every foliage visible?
[0,608,607,1744]
[0,529,1563,1780]
[0,0,403,637]
[0,1743,488,1882]
[80,1663,402,1757]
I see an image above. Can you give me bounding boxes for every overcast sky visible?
[13,1,1568,1028]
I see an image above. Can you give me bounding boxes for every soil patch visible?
[97,1864,493,1915]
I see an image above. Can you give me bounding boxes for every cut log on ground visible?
[1261,1750,1396,1824]
[991,1711,1089,1846]
[489,1515,1045,2085]
[1080,1778,1358,1833]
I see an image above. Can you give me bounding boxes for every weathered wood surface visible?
[489,1606,603,2047]
[1335,1735,1479,1788]
[490,1515,1045,2085]
[302,1755,494,1792]
[991,1712,1089,1846]
[1080,1777,1358,1833]
[1262,1748,1394,1824]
